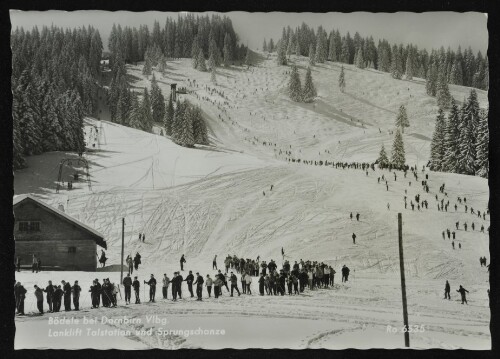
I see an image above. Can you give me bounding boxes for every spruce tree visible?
[390,46,402,79]
[197,48,207,71]
[426,63,438,96]
[177,102,195,147]
[302,67,317,102]
[295,41,300,57]
[391,129,406,169]
[475,108,489,178]
[443,98,461,173]
[355,48,365,69]
[142,57,152,76]
[211,67,216,84]
[164,95,174,136]
[436,71,452,109]
[338,65,346,93]
[263,39,268,52]
[245,49,251,68]
[128,93,143,130]
[328,33,337,61]
[141,87,153,132]
[309,44,316,66]
[288,64,302,102]
[429,108,447,171]
[192,106,209,145]
[150,73,165,123]
[191,38,200,69]
[458,90,480,175]
[405,51,413,80]
[277,39,287,66]
[223,33,232,65]
[395,105,409,132]
[377,143,389,168]
[340,39,349,63]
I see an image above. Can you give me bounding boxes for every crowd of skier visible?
[14,252,355,315]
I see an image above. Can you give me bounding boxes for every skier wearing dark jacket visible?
[185,271,195,297]
[144,275,157,302]
[444,280,451,300]
[194,273,204,300]
[132,277,140,304]
[43,281,55,312]
[457,285,469,304]
[229,272,241,296]
[258,273,265,295]
[62,281,72,311]
[180,255,186,271]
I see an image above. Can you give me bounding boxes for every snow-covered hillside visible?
[14,54,490,349]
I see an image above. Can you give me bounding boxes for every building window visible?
[68,247,77,254]
[18,221,40,232]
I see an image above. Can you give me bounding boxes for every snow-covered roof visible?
[13,194,107,249]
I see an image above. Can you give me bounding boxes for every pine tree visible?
[426,63,438,96]
[223,33,232,66]
[450,59,463,85]
[277,39,287,66]
[197,48,207,71]
[405,51,413,80]
[211,67,216,84]
[443,98,461,173]
[287,34,294,58]
[354,47,365,69]
[377,143,389,168]
[288,64,302,102]
[395,105,409,132]
[158,55,166,74]
[390,46,403,79]
[315,29,327,63]
[436,71,452,109]
[245,49,251,68]
[128,93,143,130]
[391,129,406,169]
[192,105,209,145]
[429,108,447,171]
[150,73,165,123]
[340,39,349,63]
[191,37,200,69]
[142,57,152,76]
[295,41,300,57]
[458,90,480,175]
[338,65,346,93]
[177,101,195,147]
[263,39,268,52]
[208,52,216,71]
[141,87,153,132]
[328,33,337,61]
[475,108,489,178]
[302,67,317,102]
[163,95,174,136]
[309,44,316,66]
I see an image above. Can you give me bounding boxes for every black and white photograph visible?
[7,7,494,350]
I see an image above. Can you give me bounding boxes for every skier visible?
[205,275,213,298]
[32,254,39,273]
[459,243,462,249]
[14,282,27,315]
[444,280,451,300]
[258,273,265,295]
[162,273,170,299]
[229,272,241,296]
[132,276,140,304]
[144,274,157,302]
[442,231,445,240]
[245,272,252,294]
[62,280,72,311]
[341,265,350,283]
[352,233,356,244]
[123,273,132,304]
[43,281,55,312]
[180,254,186,271]
[99,250,107,268]
[126,255,134,275]
[134,252,141,270]
[142,234,145,243]
[356,213,360,221]
[34,285,44,314]
[213,255,218,270]
[72,281,81,311]
[186,271,195,297]
[457,285,469,304]
[194,272,204,301]
[452,241,455,250]
[350,212,353,220]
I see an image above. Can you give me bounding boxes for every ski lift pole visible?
[398,213,410,347]
[120,218,125,285]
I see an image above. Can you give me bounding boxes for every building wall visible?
[14,200,100,271]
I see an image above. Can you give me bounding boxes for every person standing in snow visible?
[126,255,134,275]
[258,273,265,295]
[452,241,455,249]
[123,273,132,304]
[162,273,170,299]
[144,274,157,302]
[245,272,252,294]
[194,272,204,301]
[356,213,360,221]
[350,212,353,220]
[205,275,213,297]
[72,281,81,311]
[213,255,218,270]
[352,233,356,244]
[134,252,141,270]
[229,272,241,296]
[457,285,469,304]
[185,271,195,297]
[341,265,350,282]
[444,280,451,300]
[132,276,140,304]
[34,285,44,314]
[180,254,186,271]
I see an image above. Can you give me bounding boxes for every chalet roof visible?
[13,194,107,249]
